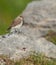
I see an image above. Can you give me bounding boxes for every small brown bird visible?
[7,16,24,32]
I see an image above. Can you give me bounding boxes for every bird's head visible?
[19,16,24,24]
[19,16,24,20]
[15,15,24,22]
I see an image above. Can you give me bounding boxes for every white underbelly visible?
[11,21,23,32]
[12,20,23,29]
[13,24,22,29]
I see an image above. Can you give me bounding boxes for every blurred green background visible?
[0,0,32,35]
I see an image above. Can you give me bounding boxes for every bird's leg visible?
[14,28,20,33]
[15,29,17,33]
[15,28,22,34]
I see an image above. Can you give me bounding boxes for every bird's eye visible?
[21,18,23,20]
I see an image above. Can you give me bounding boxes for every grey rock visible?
[0,0,56,60]
[22,0,56,32]
[34,38,56,58]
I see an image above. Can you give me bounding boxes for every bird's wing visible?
[10,18,21,27]
[7,18,21,30]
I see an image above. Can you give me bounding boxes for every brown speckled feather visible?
[10,18,21,27]
[7,16,23,30]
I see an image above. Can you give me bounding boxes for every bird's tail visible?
[7,26,11,31]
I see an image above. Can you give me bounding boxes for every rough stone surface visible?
[0,0,56,61]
